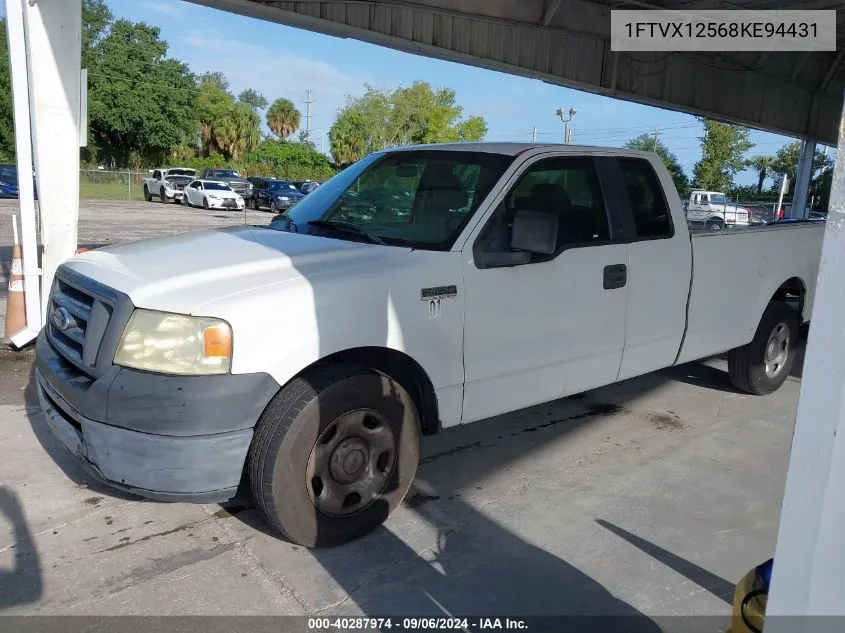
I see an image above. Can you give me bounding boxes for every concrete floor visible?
[0,198,803,627]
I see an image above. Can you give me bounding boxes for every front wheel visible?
[248,365,420,547]
[160,187,168,203]
[203,197,209,210]
[704,219,723,230]
[270,201,278,214]
[728,301,799,395]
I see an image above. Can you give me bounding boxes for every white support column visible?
[23,0,82,320]
[4,0,41,340]
[765,107,845,629]
[791,139,816,218]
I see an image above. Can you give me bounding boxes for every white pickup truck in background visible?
[143,167,197,203]
[684,189,751,229]
[35,143,823,548]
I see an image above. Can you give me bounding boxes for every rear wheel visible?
[143,185,152,202]
[248,365,420,547]
[728,301,799,395]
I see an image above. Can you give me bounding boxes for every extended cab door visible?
[461,154,630,424]
[611,157,692,380]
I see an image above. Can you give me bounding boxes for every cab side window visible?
[476,157,610,260]
[618,158,673,239]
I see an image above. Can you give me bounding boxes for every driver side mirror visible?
[476,209,559,269]
[510,210,558,255]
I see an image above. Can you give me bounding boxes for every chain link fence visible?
[80,169,149,201]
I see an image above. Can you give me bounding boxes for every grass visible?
[79,179,146,201]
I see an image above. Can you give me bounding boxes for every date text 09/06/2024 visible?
[307,618,528,630]
[623,21,817,39]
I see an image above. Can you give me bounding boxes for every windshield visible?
[167,169,195,176]
[204,182,232,191]
[212,170,240,178]
[277,150,512,250]
[269,181,300,193]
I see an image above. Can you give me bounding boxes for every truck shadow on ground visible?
[0,486,43,610]
[221,366,701,626]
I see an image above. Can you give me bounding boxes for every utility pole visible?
[304,89,316,140]
[532,125,537,142]
[652,129,659,151]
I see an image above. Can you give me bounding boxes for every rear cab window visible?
[618,158,673,239]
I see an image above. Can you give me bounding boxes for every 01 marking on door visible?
[428,298,442,319]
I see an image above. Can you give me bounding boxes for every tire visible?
[159,187,167,203]
[252,197,260,211]
[143,185,152,202]
[248,364,420,547]
[728,301,799,395]
[270,201,278,214]
[704,219,723,230]
[203,197,209,210]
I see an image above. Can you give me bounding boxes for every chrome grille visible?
[47,274,113,375]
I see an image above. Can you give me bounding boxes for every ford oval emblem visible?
[51,306,73,331]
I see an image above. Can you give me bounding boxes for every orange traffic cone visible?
[3,215,26,342]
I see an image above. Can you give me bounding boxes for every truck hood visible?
[63,226,411,314]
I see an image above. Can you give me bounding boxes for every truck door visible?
[461,155,629,423]
[611,157,691,380]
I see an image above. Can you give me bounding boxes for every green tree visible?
[625,133,690,197]
[86,19,196,167]
[0,20,14,162]
[328,81,487,164]
[214,102,261,161]
[746,155,773,195]
[266,98,301,139]
[329,108,369,166]
[196,75,261,160]
[244,138,334,181]
[81,0,112,69]
[691,119,753,192]
[238,88,268,113]
[769,141,833,196]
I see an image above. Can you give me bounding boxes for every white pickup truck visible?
[684,189,751,229]
[143,167,197,203]
[35,143,822,547]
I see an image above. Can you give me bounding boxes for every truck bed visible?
[676,222,824,365]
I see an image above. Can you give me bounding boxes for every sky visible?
[110,0,817,186]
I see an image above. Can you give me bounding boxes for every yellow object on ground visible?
[729,566,768,633]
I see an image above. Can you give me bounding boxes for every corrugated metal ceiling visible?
[189,0,844,144]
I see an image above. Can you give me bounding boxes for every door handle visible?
[603,264,627,290]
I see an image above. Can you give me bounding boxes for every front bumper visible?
[165,189,184,200]
[208,197,244,210]
[35,330,279,502]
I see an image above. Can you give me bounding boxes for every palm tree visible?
[266,98,301,140]
[746,155,773,195]
[215,103,261,160]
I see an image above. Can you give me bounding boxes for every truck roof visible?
[386,142,659,158]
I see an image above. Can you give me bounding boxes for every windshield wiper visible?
[307,219,386,245]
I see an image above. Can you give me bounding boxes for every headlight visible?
[208,194,220,199]
[236,196,244,204]
[114,309,232,375]
[278,196,290,201]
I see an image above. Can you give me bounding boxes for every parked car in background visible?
[684,189,750,229]
[299,181,320,195]
[143,167,196,203]
[198,168,252,199]
[247,177,304,212]
[0,163,38,199]
[183,179,245,210]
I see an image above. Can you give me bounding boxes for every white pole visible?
[12,214,19,246]
[776,174,788,221]
[4,0,43,341]
[765,100,845,627]
[23,0,83,322]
